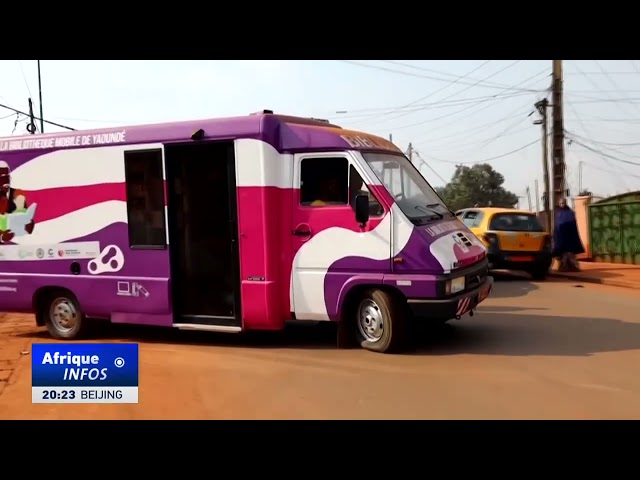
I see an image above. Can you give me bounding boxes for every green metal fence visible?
[589,200,640,264]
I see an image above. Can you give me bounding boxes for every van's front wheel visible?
[355,289,406,354]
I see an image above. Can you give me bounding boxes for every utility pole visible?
[389,133,393,142]
[26,98,37,135]
[578,160,584,193]
[37,60,44,133]
[534,180,540,214]
[551,60,566,213]
[526,186,532,211]
[534,98,551,232]
[407,142,413,162]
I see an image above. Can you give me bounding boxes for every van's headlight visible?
[445,276,466,295]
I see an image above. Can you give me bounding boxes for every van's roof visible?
[0,112,403,155]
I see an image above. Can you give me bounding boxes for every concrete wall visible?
[573,195,592,259]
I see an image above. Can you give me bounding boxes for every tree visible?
[436,163,519,212]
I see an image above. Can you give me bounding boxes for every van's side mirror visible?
[355,194,370,226]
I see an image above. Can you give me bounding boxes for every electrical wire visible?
[413,150,448,184]
[593,59,640,116]
[0,102,75,131]
[581,160,640,180]
[334,91,532,121]
[354,60,494,126]
[364,60,522,127]
[425,138,540,165]
[17,60,33,99]
[565,102,634,190]
[379,60,511,87]
[565,71,640,75]
[568,137,640,167]
[338,60,542,93]
[391,68,550,132]
[566,130,640,147]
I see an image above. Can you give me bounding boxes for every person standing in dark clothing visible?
[552,198,585,272]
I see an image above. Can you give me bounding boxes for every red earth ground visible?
[2,276,640,419]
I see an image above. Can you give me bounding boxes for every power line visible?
[356,60,494,126]
[426,138,540,165]
[17,60,33,99]
[566,130,640,147]
[394,68,549,133]
[0,102,75,131]
[566,71,640,75]
[379,60,508,86]
[567,136,640,167]
[413,150,448,184]
[427,123,533,153]
[565,102,635,191]
[375,60,523,126]
[334,91,532,121]
[592,59,640,116]
[581,160,640,180]
[338,60,541,93]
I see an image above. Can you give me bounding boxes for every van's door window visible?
[124,149,166,248]
[300,157,349,206]
[299,157,383,216]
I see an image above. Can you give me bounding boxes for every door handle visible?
[292,227,311,237]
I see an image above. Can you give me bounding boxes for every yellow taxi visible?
[455,207,552,280]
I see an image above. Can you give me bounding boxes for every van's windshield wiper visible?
[415,205,443,219]
[425,203,455,217]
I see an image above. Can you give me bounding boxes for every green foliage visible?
[436,163,519,212]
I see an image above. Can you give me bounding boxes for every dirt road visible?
[2,274,640,419]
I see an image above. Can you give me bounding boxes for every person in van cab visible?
[310,177,343,206]
[349,169,367,206]
[349,168,383,217]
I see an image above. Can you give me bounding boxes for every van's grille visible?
[465,263,488,292]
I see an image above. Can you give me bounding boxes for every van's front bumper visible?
[406,276,494,321]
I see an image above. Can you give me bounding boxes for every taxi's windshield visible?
[489,213,544,232]
[362,152,452,224]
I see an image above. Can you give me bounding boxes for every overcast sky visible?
[1,60,639,203]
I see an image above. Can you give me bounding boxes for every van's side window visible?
[300,157,349,206]
[124,149,166,249]
[349,165,384,217]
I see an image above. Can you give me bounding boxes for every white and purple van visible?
[0,111,492,353]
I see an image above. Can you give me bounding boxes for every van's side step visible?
[174,314,241,332]
[174,323,241,333]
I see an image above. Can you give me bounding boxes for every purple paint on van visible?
[1,114,395,157]
[1,223,170,278]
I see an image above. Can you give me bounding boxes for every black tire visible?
[530,266,549,281]
[41,290,88,340]
[355,289,407,354]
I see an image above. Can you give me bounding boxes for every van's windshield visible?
[362,152,452,224]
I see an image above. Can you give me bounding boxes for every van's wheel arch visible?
[353,288,407,354]
[38,289,88,340]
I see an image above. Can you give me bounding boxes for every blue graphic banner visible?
[32,343,138,387]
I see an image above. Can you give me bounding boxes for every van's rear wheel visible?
[41,291,87,340]
[355,289,406,353]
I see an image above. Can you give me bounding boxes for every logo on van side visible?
[425,221,460,237]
